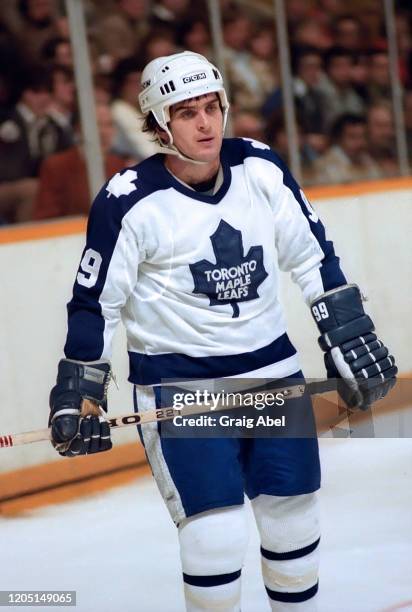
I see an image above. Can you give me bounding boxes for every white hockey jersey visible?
[64,138,346,384]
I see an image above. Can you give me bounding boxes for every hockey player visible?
[48,52,397,611]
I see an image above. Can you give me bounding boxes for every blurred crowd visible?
[0,0,412,224]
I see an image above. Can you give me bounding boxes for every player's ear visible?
[156,126,170,144]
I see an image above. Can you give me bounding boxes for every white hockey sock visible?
[178,506,248,612]
[252,493,320,612]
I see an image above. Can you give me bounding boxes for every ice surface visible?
[1,438,411,612]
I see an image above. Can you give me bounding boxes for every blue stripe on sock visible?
[266,582,319,602]
[261,537,320,561]
[183,569,241,587]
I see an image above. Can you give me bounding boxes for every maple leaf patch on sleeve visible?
[189,220,268,318]
[243,138,270,150]
[106,169,138,198]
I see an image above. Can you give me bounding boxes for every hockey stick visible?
[0,379,338,448]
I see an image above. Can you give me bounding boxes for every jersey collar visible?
[155,145,232,204]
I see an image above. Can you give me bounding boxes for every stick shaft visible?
[0,380,336,448]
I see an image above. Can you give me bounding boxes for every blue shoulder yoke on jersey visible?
[232,137,346,293]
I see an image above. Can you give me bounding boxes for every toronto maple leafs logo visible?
[189,220,268,318]
[106,169,138,198]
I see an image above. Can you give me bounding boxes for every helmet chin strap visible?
[155,137,211,165]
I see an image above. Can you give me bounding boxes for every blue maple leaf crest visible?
[189,220,268,318]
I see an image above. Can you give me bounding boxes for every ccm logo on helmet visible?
[182,72,207,83]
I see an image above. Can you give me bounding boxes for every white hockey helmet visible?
[138,51,229,160]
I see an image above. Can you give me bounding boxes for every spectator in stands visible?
[33,103,126,220]
[315,0,346,25]
[290,0,344,50]
[267,116,291,163]
[366,101,398,176]
[318,46,365,128]
[0,70,70,223]
[395,13,412,87]
[47,65,75,147]
[292,47,329,157]
[266,114,317,179]
[177,19,212,59]
[232,111,266,141]
[139,28,178,64]
[358,2,384,49]
[350,52,370,103]
[0,71,13,121]
[247,22,279,111]
[41,36,73,68]
[224,16,279,114]
[292,19,332,51]
[286,0,315,31]
[311,113,381,184]
[4,0,61,63]
[404,89,412,161]
[111,57,158,161]
[223,11,253,59]
[93,0,150,65]
[366,50,391,103]
[54,14,70,38]
[332,15,364,53]
[93,74,113,105]
[0,23,28,118]
[150,0,192,29]
[222,10,256,110]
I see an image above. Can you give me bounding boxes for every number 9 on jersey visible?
[77,248,102,288]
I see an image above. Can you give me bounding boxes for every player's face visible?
[168,93,223,163]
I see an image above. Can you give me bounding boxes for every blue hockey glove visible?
[49,359,112,456]
[311,285,397,410]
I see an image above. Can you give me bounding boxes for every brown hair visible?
[142,111,161,140]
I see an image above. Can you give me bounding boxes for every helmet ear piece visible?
[152,107,174,147]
